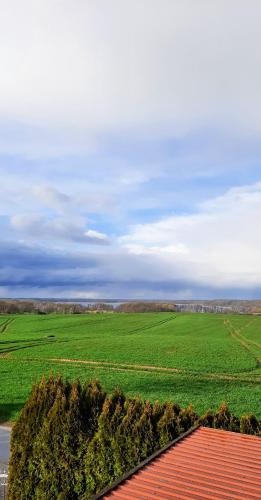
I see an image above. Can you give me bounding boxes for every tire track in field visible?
[225,319,260,352]
[0,314,177,359]
[122,314,177,335]
[26,313,176,338]
[0,320,6,331]
[237,318,261,350]
[37,314,116,333]
[244,338,261,350]
[10,356,260,384]
[0,319,10,333]
[224,319,261,368]
[0,318,15,333]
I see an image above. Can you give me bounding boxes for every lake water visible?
[53,300,125,308]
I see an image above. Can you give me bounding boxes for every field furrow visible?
[0,312,260,422]
[224,319,261,368]
[0,318,15,334]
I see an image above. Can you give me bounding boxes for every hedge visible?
[8,376,261,499]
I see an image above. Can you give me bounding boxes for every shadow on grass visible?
[0,403,23,424]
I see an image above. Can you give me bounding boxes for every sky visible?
[1,0,261,300]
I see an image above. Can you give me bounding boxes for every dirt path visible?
[39,357,260,383]
[1,351,260,383]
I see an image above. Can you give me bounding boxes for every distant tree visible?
[116,301,176,313]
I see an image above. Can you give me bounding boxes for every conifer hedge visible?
[8,376,261,499]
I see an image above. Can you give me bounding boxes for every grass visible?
[0,312,260,422]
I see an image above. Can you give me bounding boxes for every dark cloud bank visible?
[1,241,260,300]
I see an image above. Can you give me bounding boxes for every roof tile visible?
[103,427,261,499]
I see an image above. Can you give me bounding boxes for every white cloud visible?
[11,214,109,245]
[0,0,261,154]
[85,229,108,242]
[31,185,71,212]
[1,2,261,299]
[120,182,261,288]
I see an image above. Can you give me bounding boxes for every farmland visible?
[0,312,260,422]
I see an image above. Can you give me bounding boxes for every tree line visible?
[8,376,261,499]
[1,299,261,315]
[0,299,177,314]
[0,300,114,315]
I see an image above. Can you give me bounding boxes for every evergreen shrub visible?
[8,376,261,499]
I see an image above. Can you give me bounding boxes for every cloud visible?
[2,179,261,298]
[120,182,261,289]
[0,208,261,300]
[0,242,228,297]
[30,185,113,216]
[31,185,71,212]
[10,214,109,245]
[85,229,108,242]
[0,1,261,155]
[0,2,260,300]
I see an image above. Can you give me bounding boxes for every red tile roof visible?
[101,427,261,499]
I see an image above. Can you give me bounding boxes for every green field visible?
[0,312,260,422]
